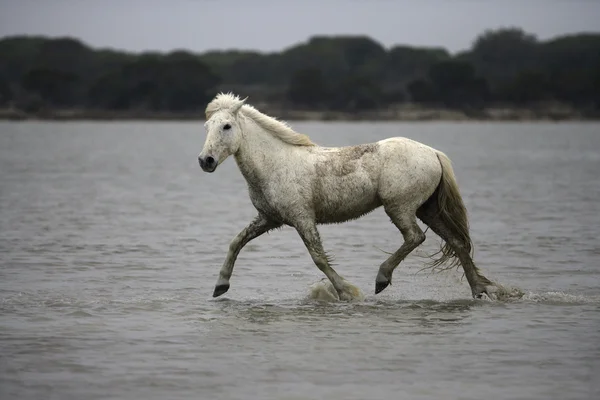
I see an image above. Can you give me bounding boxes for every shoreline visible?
[1,105,598,122]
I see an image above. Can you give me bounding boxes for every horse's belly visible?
[314,178,381,224]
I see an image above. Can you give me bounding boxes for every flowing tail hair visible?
[422,151,474,272]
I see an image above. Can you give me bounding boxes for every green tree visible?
[199,50,266,84]
[407,79,437,104]
[500,70,551,104]
[330,75,384,112]
[0,74,12,105]
[386,46,449,83]
[287,68,329,107]
[593,65,600,108]
[461,27,539,89]
[539,35,600,106]
[427,61,490,108]
[34,38,93,73]
[3,31,600,113]
[21,68,79,106]
[277,36,387,85]
[0,36,48,82]
[87,52,220,111]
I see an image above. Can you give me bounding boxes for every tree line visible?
[0,28,599,114]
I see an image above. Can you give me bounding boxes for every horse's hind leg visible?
[375,208,426,294]
[417,203,494,298]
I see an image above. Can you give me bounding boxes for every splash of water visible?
[485,282,526,301]
[304,277,599,306]
[306,278,365,302]
[520,291,600,304]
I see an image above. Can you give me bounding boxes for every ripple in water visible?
[2,121,599,400]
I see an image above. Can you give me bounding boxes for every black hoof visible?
[375,280,390,294]
[213,283,230,298]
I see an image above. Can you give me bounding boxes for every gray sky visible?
[1,0,599,54]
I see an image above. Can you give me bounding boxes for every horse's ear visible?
[231,97,248,114]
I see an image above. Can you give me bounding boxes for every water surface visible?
[1,121,599,400]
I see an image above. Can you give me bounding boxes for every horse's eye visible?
[223,124,231,130]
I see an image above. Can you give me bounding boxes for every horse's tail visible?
[424,151,474,270]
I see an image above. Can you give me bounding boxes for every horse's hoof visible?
[375,279,390,294]
[213,283,230,298]
[473,285,498,300]
[473,288,486,299]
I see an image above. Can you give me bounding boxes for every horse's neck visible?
[234,121,297,186]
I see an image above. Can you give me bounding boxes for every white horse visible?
[198,93,497,300]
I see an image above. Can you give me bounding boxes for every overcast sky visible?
[1,0,599,54]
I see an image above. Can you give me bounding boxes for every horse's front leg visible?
[294,220,353,300]
[213,215,281,298]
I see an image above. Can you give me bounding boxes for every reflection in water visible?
[208,296,478,330]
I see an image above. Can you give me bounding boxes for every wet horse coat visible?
[198,93,496,300]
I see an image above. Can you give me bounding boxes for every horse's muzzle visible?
[198,155,217,173]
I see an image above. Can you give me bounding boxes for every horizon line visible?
[2,28,599,57]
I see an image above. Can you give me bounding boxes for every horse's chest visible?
[247,186,287,222]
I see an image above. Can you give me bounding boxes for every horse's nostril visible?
[206,156,215,165]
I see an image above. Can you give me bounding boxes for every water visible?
[1,121,599,400]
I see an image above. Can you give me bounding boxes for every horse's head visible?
[198,96,247,173]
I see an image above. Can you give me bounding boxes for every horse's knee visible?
[448,238,469,253]
[415,230,426,246]
[406,228,426,247]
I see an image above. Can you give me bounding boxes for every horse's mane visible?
[205,93,316,147]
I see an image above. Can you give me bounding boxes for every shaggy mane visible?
[205,92,316,147]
